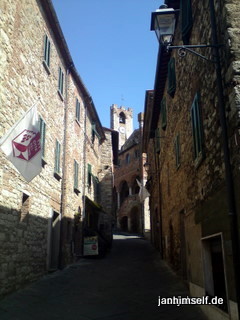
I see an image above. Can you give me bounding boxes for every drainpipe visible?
[154,145,163,258]
[81,98,88,255]
[59,64,72,269]
[82,103,87,221]
[209,0,240,313]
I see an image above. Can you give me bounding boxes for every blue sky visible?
[51,0,163,129]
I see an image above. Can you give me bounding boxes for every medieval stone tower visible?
[110,104,133,150]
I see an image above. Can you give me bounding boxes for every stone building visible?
[0,0,115,297]
[143,0,240,319]
[112,106,150,236]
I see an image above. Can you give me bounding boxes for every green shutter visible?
[44,35,50,67]
[161,98,167,130]
[58,67,61,92]
[61,72,64,95]
[47,41,51,67]
[39,117,46,158]
[191,93,203,160]
[75,99,80,121]
[92,123,100,141]
[167,58,176,98]
[88,164,92,186]
[74,160,79,189]
[55,140,61,174]
[58,67,64,95]
[180,0,193,44]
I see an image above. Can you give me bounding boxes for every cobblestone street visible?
[0,234,207,320]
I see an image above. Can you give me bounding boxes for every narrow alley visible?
[0,234,206,320]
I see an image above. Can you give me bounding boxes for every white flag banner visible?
[0,103,42,182]
[136,179,150,203]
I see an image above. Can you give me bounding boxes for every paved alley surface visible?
[0,234,207,320]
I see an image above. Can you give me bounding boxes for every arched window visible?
[126,153,130,164]
[135,149,140,159]
[119,112,126,124]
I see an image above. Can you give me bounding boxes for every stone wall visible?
[150,0,240,317]
[98,129,114,215]
[0,0,65,296]
[0,0,113,296]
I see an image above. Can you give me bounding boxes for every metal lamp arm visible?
[166,44,223,63]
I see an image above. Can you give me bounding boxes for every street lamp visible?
[150,5,177,46]
[150,5,222,62]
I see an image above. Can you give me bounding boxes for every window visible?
[135,149,140,159]
[174,134,181,168]
[75,98,80,122]
[119,112,126,124]
[167,58,176,98]
[161,97,167,130]
[191,93,204,162]
[92,123,100,143]
[43,34,51,68]
[54,140,61,175]
[58,67,64,97]
[155,128,160,153]
[92,175,99,199]
[126,154,130,164]
[180,0,193,44]
[87,164,92,186]
[74,160,79,192]
[39,117,46,159]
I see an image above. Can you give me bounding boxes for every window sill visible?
[42,60,51,75]
[57,90,64,101]
[54,171,62,181]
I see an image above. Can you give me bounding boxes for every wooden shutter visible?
[87,164,92,186]
[167,58,176,98]
[191,93,203,159]
[39,117,46,158]
[180,0,193,44]
[161,98,167,130]
[75,98,80,121]
[55,140,61,174]
[74,160,79,189]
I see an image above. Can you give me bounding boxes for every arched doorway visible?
[120,216,128,231]
[130,207,140,233]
